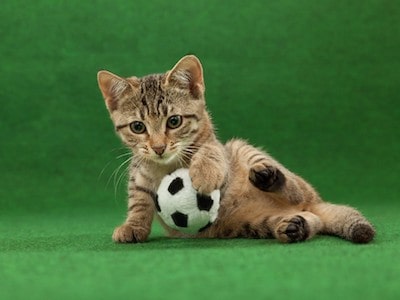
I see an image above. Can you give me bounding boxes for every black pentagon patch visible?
[171,211,188,228]
[168,177,184,195]
[199,222,212,232]
[154,194,161,212]
[196,194,214,211]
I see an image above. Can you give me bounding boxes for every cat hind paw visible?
[276,215,310,243]
[249,166,285,192]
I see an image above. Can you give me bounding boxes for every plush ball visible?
[155,168,220,234]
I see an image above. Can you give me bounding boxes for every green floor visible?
[1,205,399,299]
[1,1,399,299]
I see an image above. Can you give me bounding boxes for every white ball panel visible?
[156,168,221,234]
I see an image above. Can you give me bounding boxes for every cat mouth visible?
[151,152,178,165]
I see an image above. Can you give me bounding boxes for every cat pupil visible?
[130,121,146,134]
[167,115,182,129]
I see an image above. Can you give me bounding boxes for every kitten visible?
[97,55,375,244]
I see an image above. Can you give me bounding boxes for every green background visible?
[1,0,399,299]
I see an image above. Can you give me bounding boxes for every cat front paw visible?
[112,224,149,243]
[189,160,225,194]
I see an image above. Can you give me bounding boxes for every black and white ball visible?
[155,168,220,235]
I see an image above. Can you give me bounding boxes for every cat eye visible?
[130,121,146,134]
[167,115,182,129]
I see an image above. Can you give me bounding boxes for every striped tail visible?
[310,202,375,243]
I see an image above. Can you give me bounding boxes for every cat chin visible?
[150,153,179,165]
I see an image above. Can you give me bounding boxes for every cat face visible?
[97,55,207,165]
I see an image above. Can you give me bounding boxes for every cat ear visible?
[97,71,139,111]
[166,55,205,99]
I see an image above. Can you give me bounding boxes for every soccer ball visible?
[155,168,220,235]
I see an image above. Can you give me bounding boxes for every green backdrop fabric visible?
[1,1,399,299]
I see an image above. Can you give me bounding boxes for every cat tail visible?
[310,202,375,243]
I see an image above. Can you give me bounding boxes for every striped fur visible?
[98,55,375,244]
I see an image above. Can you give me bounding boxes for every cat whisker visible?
[116,152,132,159]
[182,146,197,157]
[98,160,114,182]
[98,149,131,181]
[108,155,132,191]
[184,145,200,153]
[108,147,130,154]
[177,148,193,168]
[134,152,149,166]
[114,157,132,199]
[178,150,194,166]
[177,156,186,168]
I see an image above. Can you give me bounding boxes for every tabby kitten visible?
[97,55,375,244]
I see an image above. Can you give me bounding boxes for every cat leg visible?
[249,159,320,205]
[249,165,285,192]
[190,141,229,194]
[270,212,323,243]
[225,139,285,191]
[310,203,375,243]
[112,173,155,243]
[226,139,311,205]
[202,214,274,239]
[112,196,154,243]
[204,207,321,242]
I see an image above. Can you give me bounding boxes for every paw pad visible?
[249,167,285,192]
[283,216,309,243]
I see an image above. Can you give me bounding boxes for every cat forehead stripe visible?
[138,75,168,117]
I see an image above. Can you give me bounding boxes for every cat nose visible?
[151,145,166,156]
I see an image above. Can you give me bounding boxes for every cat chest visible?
[133,163,182,190]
